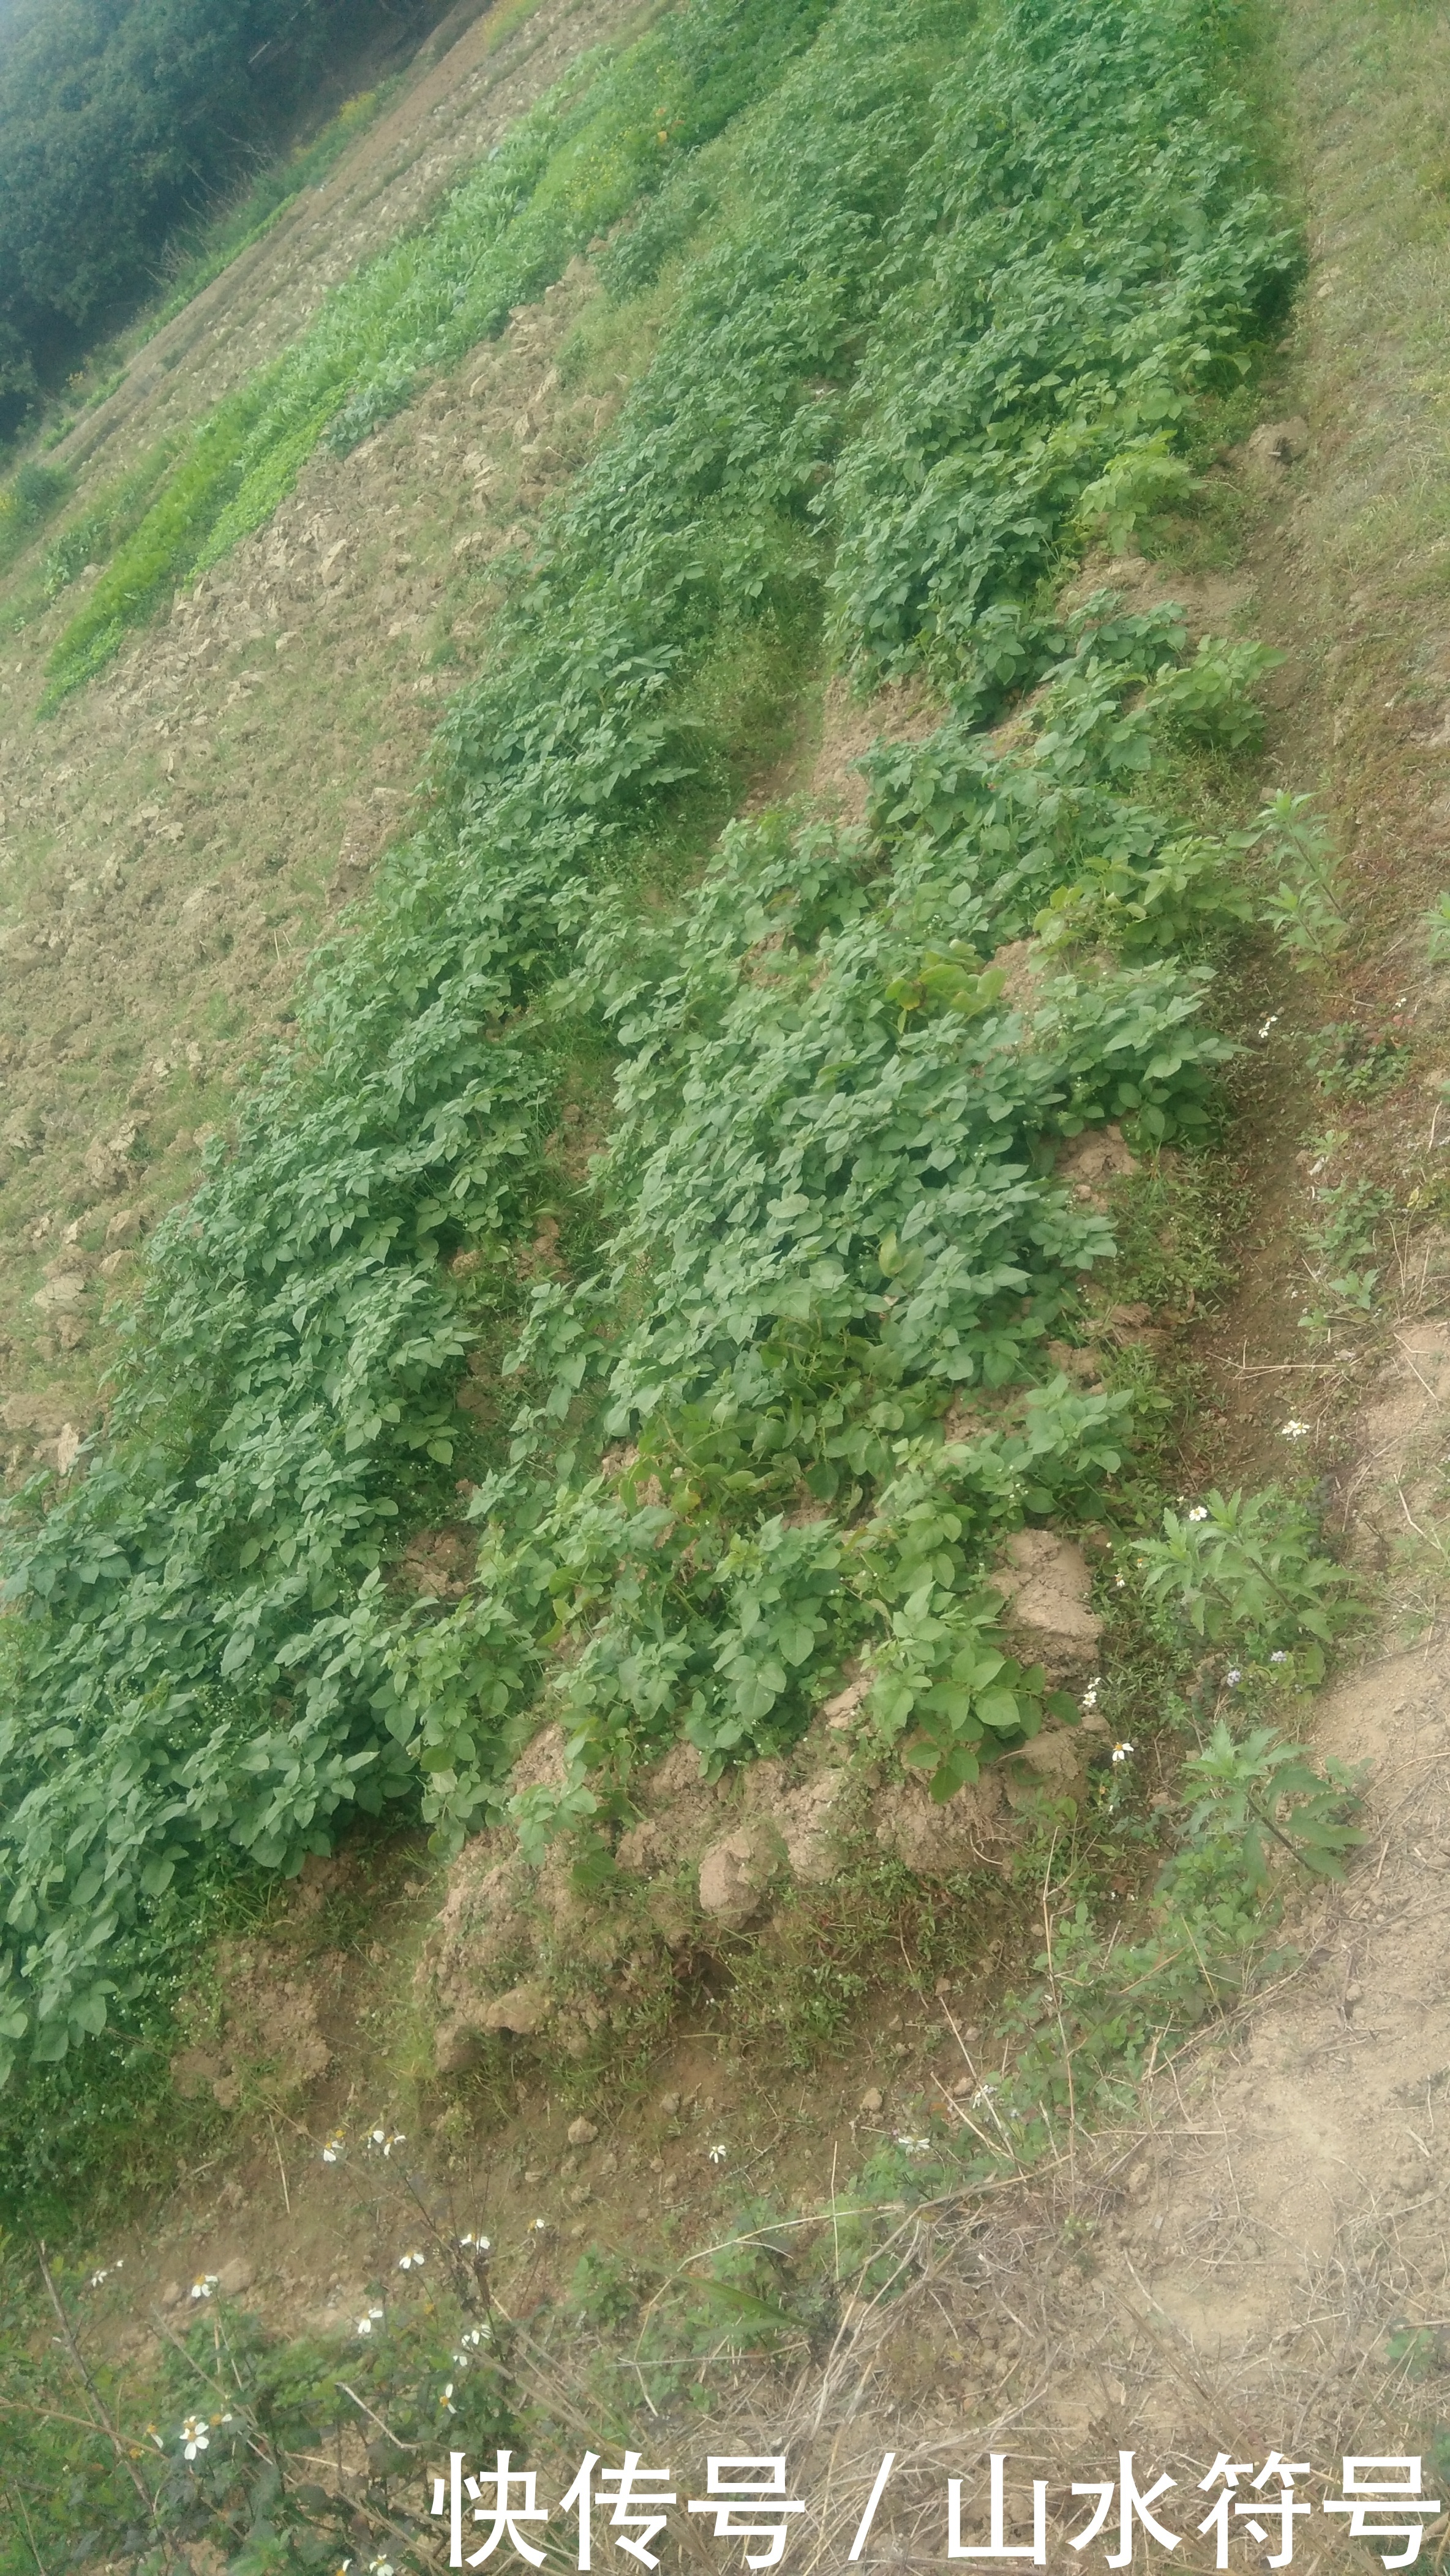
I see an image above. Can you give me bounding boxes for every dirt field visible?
[50,0,648,489]
[0,0,651,1474]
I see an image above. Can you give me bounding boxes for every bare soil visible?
[50,0,647,490]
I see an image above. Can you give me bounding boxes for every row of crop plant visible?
[0,0,1312,2079]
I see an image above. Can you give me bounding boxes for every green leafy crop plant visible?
[827,0,1296,681]
[0,0,1297,2080]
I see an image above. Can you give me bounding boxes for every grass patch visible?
[0,458,70,578]
[1,435,181,632]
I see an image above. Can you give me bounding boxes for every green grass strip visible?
[40,0,838,707]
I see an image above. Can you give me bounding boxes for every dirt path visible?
[994,0,1450,2465]
[1143,1634,1450,2403]
[965,0,1450,2469]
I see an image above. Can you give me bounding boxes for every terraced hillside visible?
[4,0,1450,2560]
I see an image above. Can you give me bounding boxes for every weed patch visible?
[1137,1484,1361,1682]
[0,457,69,577]
[1294,1169,1397,1337]
[1306,1017,1414,1101]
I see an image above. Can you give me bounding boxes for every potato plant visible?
[0,0,1305,2078]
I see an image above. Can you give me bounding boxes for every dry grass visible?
[491,2101,1432,2562]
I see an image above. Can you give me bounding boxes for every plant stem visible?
[33,2244,155,2519]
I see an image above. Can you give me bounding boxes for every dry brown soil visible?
[51,0,647,490]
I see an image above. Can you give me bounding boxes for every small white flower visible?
[1280,1418,1310,1439]
[369,2126,405,2157]
[895,2134,932,2158]
[146,2423,165,2454]
[972,2083,998,2108]
[356,2304,385,2336]
[189,2274,217,2302]
[441,2382,456,2412]
[1225,1668,1242,1687]
[397,2249,425,2271]
[1187,1504,1208,1522]
[1080,1679,1099,1712]
[1258,1015,1279,1039]
[531,2217,547,2233]
[1114,1573,1125,1589]
[707,2141,728,2165]
[459,2231,490,2252]
[1111,1740,1134,1765]
[321,2131,346,2164]
[180,2416,209,2460]
[89,2266,110,2289]
[368,2560,395,2576]
[1270,1650,1288,1664]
